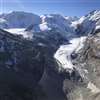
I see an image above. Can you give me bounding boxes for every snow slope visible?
[54,37,87,72]
[5,28,33,39]
[72,10,100,35]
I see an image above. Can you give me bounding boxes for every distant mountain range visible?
[0,10,100,38]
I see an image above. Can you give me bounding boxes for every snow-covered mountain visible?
[0,11,41,29]
[26,14,76,34]
[0,11,79,38]
[1,10,100,37]
[72,10,100,35]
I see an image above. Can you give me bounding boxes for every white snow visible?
[89,10,100,21]
[5,28,34,39]
[95,25,100,30]
[87,82,100,93]
[5,28,25,34]
[4,28,30,38]
[39,22,51,31]
[54,37,87,71]
[71,16,86,30]
[0,18,7,23]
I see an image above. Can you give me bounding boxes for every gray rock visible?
[63,32,100,100]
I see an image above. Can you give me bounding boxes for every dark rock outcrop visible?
[0,29,45,100]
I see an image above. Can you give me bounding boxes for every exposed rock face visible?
[63,32,100,100]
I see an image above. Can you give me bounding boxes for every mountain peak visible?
[1,10,100,37]
[0,11,41,29]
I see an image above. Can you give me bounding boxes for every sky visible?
[0,0,100,17]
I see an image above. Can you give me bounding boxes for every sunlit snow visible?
[54,37,87,71]
[4,28,29,38]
